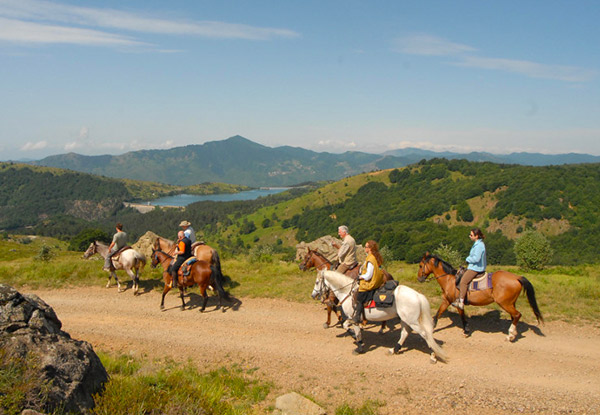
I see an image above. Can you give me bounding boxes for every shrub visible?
[379,245,395,263]
[36,245,54,262]
[69,228,110,252]
[514,230,553,270]
[433,243,463,268]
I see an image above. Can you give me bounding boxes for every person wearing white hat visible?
[179,220,196,243]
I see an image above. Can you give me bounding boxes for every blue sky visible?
[1,0,599,160]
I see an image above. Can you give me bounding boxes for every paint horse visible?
[417,252,543,341]
[83,241,146,295]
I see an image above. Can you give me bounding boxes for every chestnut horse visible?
[154,236,224,290]
[417,252,543,341]
[300,249,392,331]
[150,249,229,312]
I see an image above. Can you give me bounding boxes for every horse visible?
[150,248,229,312]
[417,252,544,341]
[300,248,392,331]
[312,270,447,363]
[83,241,146,295]
[153,236,224,290]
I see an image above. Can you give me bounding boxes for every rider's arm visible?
[358,262,374,281]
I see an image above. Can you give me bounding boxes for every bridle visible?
[151,249,173,269]
[418,257,455,282]
[316,272,356,306]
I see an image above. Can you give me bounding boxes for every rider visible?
[103,223,127,271]
[353,240,385,325]
[332,225,358,274]
[170,230,192,288]
[179,220,196,243]
[453,228,487,310]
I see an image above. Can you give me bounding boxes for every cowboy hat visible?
[179,220,191,227]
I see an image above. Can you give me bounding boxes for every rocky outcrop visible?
[296,236,366,264]
[273,392,326,415]
[131,230,161,260]
[0,284,108,414]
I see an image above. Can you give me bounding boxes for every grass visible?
[92,353,271,415]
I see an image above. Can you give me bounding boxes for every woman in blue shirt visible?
[453,228,487,310]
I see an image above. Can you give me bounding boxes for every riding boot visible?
[353,302,364,324]
[451,298,464,310]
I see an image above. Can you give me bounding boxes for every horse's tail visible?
[418,293,448,362]
[519,276,544,325]
[210,250,229,300]
[135,251,146,271]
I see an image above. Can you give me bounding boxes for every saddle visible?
[111,246,132,262]
[456,269,493,292]
[191,241,206,250]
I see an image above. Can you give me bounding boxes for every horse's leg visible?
[457,308,470,336]
[391,322,412,355]
[378,321,387,335]
[160,284,170,310]
[199,286,209,312]
[125,267,138,295]
[434,298,451,328]
[113,271,123,292]
[497,300,522,342]
[179,286,186,310]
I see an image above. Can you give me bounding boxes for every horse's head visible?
[150,248,160,268]
[299,249,315,271]
[82,242,97,259]
[311,270,326,300]
[417,252,434,282]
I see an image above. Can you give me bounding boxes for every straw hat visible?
[179,220,191,227]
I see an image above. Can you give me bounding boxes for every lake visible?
[145,187,290,207]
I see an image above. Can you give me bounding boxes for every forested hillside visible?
[269,159,600,265]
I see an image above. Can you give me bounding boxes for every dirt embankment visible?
[30,286,600,415]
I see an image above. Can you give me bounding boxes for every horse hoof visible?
[430,353,438,364]
[323,323,330,329]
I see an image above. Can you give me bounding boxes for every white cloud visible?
[456,56,597,83]
[393,34,475,56]
[21,140,47,151]
[0,17,147,46]
[0,0,300,46]
[394,33,596,83]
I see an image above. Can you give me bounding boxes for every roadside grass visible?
[92,353,271,415]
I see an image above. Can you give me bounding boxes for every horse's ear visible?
[423,251,429,259]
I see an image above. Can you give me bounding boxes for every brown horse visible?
[153,236,224,289]
[150,249,229,312]
[417,252,543,341]
[299,248,392,331]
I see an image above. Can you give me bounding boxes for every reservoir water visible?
[145,187,289,207]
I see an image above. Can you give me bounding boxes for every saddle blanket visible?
[470,272,493,291]
[180,257,198,276]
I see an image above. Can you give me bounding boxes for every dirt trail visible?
[30,286,599,414]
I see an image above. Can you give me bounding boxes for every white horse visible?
[83,241,146,295]
[312,270,447,363]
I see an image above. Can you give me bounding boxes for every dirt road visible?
[30,286,599,414]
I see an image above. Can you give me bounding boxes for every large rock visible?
[0,284,108,414]
[131,230,161,259]
[296,236,366,264]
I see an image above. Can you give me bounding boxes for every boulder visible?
[0,284,108,414]
[131,230,162,259]
[273,392,326,415]
[296,236,365,265]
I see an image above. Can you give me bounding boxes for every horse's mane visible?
[424,253,457,275]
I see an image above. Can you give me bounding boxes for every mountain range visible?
[30,135,600,187]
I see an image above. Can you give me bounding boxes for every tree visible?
[69,228,110,251]
[514,230,553,270]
